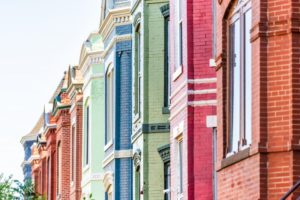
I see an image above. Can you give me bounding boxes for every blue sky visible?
[0,0,101,181]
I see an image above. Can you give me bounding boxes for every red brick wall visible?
[170,0,215,198]
[69,93,83,200]
[216,0,300,199]
[46,128,57,200]
[55,109,71,200]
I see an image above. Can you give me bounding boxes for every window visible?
[164,162,171,200]
[71,125,76,182]
[175,0,183,70]
[106,66,114,145]
[178,140,183,194]
[57,142,61,196]
[134,24,142,119]
[84,106,90,165]
[228,0,252,154]
[47,158,51,200]
[161,5,171,109]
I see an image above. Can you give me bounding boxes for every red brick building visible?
[215,0,300,199]
[66,66,84,200]
[51,72,71,200]
[169,0,216,199]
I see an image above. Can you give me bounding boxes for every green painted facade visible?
[131,0,170,199]
[79,33,105,200]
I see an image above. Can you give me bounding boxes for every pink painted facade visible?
[169,0,216,199]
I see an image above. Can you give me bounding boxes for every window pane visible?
[244,9,252,145]
[86,106,89,165]
[179,141,183,193]
[230,19,240,153]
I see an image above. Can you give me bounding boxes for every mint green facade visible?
[131,0,170,199]
[79,33,105,200]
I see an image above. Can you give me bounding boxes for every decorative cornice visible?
[99,8,131,41]
[79,52,103,78]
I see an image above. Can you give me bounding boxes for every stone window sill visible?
[221,147,250,169]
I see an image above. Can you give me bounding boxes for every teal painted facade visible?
[79,33,105,199]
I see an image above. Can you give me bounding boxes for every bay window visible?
[106,65,114,145]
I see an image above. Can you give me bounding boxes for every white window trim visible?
[106,64,115,146]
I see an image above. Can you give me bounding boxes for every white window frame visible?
[105,64,114,150]
[227,0,252,155]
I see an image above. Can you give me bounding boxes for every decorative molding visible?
[103,171,114,192]
[187,78,217,84]
[102,34,132,58]
[79,51,103,77]
[187,89,217,95]
[160,4,169,18]
[99,8,131,41]
[81,172,104,188]
[132,149,141,171]
[133,12,141,29]
[142,123,170,133]
[158,144,170,163]
[102,150,133,167]
[188,100,217,107]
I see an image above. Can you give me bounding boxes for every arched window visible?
[228,0,252,154]
[133,19,142,120]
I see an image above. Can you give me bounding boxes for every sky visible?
[0,0,101,181]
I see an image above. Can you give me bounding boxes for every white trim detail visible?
[173,121,184,139]
[187,78,217,84]
[102,34,132,58]
[102,150,133,168]
[188,100,217,107]
[206,115,217,128]
[81,172,105,188]
[187,89,216,95]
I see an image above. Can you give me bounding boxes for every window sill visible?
[104,141,113,152]
[172,66,183,81]
[162,107,170,114]
[221,147,250,169]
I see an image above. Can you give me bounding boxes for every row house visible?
[215,0,300,199]
[99,0,133,198]
[169,0,216,200]
[131,0,170,199]
[79,33,105,199]
[20,115,44,183]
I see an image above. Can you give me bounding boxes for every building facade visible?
[66,66,84,200]
[215,0,300,199]
[79,33,105,199]
[52,72,72,200]
[21,115,44,183]
[99,2,133,198]
[169,0,215,199]
[131,0,170,199]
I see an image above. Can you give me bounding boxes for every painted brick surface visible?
[131,1,170,199]
[169,0,215,199]
[215,0,300,199]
